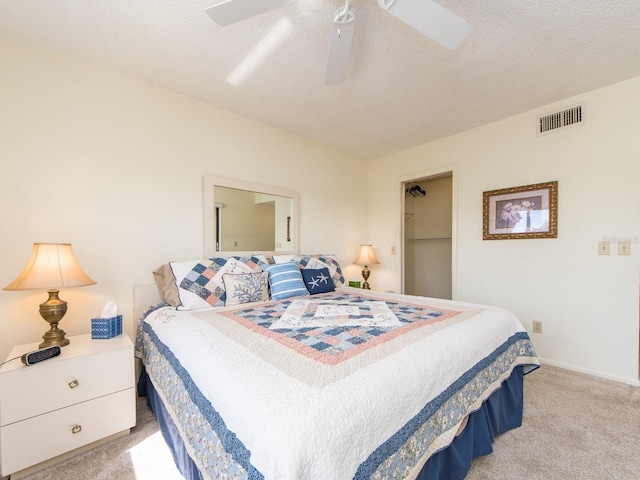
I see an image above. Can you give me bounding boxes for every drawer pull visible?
[68,379,80,389]
[71,425,82,434]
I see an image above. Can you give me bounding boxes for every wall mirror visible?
[203,175,299,258]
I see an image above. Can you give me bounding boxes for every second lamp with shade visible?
[353,244,379,290]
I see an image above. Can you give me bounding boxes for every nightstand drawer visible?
[0,347,133,425]
[0,387,135,474]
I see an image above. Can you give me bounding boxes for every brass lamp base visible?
[39,289,70,348]
[361,265,371,290]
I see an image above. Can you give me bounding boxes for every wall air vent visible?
[537,104,584,135]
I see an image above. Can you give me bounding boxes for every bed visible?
[135,254,539,480]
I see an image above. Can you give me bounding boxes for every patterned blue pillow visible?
[301,268,335,295]
[264,263,310,301]
[222,272,269,306]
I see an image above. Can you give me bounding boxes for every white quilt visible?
[139,288,539,480]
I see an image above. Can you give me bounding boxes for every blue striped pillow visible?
[264,263,310,301]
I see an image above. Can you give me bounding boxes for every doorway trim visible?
[397,165,458,298]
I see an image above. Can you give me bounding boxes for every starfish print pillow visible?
[301,267,335,295]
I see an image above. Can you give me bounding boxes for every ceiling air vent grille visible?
[538,105,583,135]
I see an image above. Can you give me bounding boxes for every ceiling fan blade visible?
[325,9,356,86]
[206,0,288,26]
[378,0,471,50]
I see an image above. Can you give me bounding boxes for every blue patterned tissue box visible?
[91,315,122,339]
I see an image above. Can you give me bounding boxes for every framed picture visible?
[483,181,558,240]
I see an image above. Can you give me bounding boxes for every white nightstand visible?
[0,334,136,477]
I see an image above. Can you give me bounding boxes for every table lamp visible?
[353,244,380,290]
[4,243,96,348]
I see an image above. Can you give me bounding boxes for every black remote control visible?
[21,346,62,365]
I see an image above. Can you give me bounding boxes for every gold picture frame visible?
[483,181,558,240]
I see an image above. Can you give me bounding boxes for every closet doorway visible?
[403,172,453,299]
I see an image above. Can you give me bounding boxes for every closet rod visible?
[406,237,452,242]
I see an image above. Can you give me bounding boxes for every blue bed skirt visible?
[138,366,525,480]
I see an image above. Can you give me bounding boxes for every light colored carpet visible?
[466,365,640,480]
[15,365,640,480]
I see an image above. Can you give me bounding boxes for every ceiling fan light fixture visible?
[204,0,471,86]
[333,4,356,25]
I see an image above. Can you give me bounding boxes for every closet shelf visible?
[406,237,452,242]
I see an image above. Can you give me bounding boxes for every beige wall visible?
[3,32,639,386]
[0,34,367,360]
[369,77,640,384]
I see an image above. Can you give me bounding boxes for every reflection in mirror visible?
[203,176,298,258]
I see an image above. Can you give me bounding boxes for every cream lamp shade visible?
[353,244,380,290]
[4,243,96,348]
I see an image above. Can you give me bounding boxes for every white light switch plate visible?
[598,241,610,255]
[618,240,631,255]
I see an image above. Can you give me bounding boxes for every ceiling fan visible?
[205,0,471,86]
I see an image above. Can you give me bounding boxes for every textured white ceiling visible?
[1,0,639,159]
